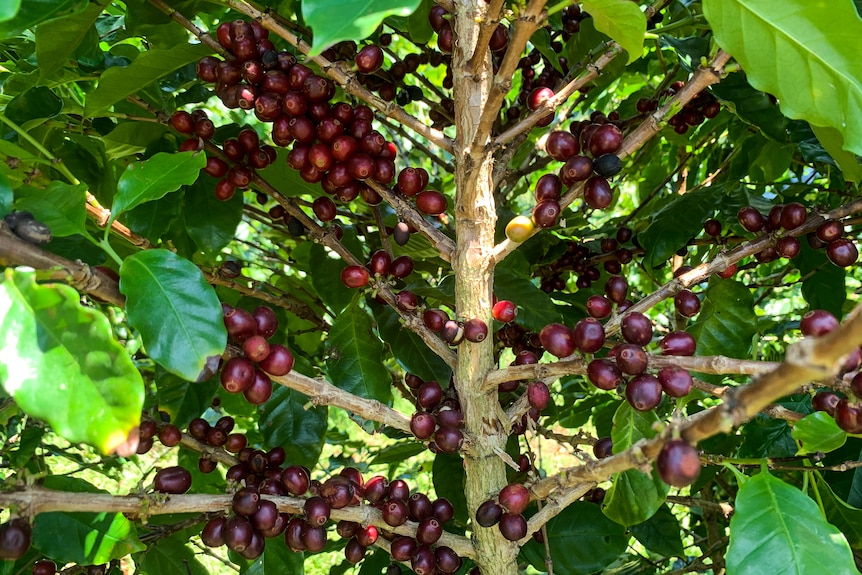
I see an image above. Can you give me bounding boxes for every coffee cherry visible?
[616,344,648,375]
[816,220,843,243]
[506,215,535,243]
[498,513,528,541]
[593,153,622,178]
[657,440,701,487]
[589,124,622,157]
[800,310,839,337]
[201,516,227,547]
[605,275,628,304]
[282,465,310,495]
[171,111,195,134]
[233,487,261,516]
[660,331,697,356]
[158,424,181,447]
[441,320,465,345]
[355,45,384,74]
[593,437,613,458]
[32,560,57,575]
[776,236,801,258]
[560,155,594,184]
[242,334,271,363]
[416,517,443,545]
[499,483,530,514]
[410,412,436,440]
[827,238,858,267]
[475,500,502,527]
[584,177,613,209]
[546,131,579,161]
[658,366,693,397]
[224,306,257,343]
[674,289,700,317]
[434,426,463,453]
[703,218,722,237]
[383,499,409,527]
[258,344,294,376]
[463,318,489,342]
[621,312,653,346]
[221,356,255,393]
[390,255,414,279]
[625,374,663,411]
[492,300,518,322]
[574,318,605,354]
[540,323,575,358]
[341,265,370,288]
[424,308,449,332]
[587,358,623,390]
[527,381,551,410]
[780,202,807,229]
[586,295,612,319]
[252,306,278,340]
[737,206,764,232]
[0,518,30,560]
[304,496,331,527]
[153,466,192,494]
[435,546,462,574]
[416,190,448,215]
[188,417,209,440]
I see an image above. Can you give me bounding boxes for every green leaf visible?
[0,172,15,218]
[369,441,426,466]
[32,476,145,564]
[302,0,421,55]
[688,278,757,382]
[630,504,685,557]
[611,401,660,450]
[85,43,213,114]
[815,472,862,549]
[407,0,434,44]
[325,305,393,404]
[812,124,862,183]
[111,151,206,225]
[639,186,719,272]
[372,304,452,384]
[154,369,217,430]
[0,269,144,454]
[792,411,847,455]
[245,535,304,575]
[35,3,103,79]
[4,86,63,125]
[0,0,84,40]
[309,243,355,314]
[580,0,646,63]
[703,0,862,156]
[603,467,669,526]
[137,536,208,575]
[14,181,88,237]
[531,28,562,73]
[710,72,789,142]
[120,249,227,382]
[797,239,844,318]
[124,190,183,241]
[520,501,627,575]
[726,471,857,574]
[432,453,469,524]
[183,180,243,256]
[258,386,327,470]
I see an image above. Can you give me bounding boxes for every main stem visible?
[451,2,518,573]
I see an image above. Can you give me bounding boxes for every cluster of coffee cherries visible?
[340,250,414,290]
[666,82,721,134]
[220,303,294,405]
[537,227,636,293]
[422,307,490,347]
[804,310,862,433]
[404,373,466,452]
[476,483,531,541]
[0,519,112,573]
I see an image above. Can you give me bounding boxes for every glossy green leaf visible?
[407,0,434,44]
[302,0,421,55]
[246,535,305,575]
[0,269,144,454]
[32,476,145,564]
[85,43,213,114]
[369,441,426,466]
[325,305,393,404]
[4,86,63,125]
[792,411,847,455]
[0,171,14,218]
[111,151,206,225]
[124,190,183,241]
[137,536,208,575]
[433,453,469,524]
[531,28,562,73]
[738,414,796,459]
[154,369,217,430]
[581,0,646,63]
[259,386,327,470]
[639,186,718,272]
[710,72,789,142]
[35,3,103,79]
[703,0,862,155]
[120,249,227,382]
[494,269,564,332]
[373,304,452,384]
[309,243,355,313]
[183,181,243,256]
[611,401,660,450]
[688,278,757,382]
[630,504,685,557]
[521,501,627,575]
[14,181,88,237]
[726,471,856,574]
[815,472,862,549]
[0,0,84,40]
[812,124,862,183]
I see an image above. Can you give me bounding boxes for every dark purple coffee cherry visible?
[812,391,841,416]
[800,309,839,337]
[573,318,605,354]
[527,381,551,410]
[463,318,489,342]
[475,500,503,527]
[621,312,653,346]
[545,130,579,161]
[584,176,613,209]
[586,295,612,319]
[616,344,648,375]
[233,487,261,516]
[703,218,722,237]
[382,499,409,526]
[587,358,623,390]
[777,236,801,258]
[660,331,697,356]
[410,412,436,440]
[605,275,628,304]
[435,546,462,574]
[532,199,561,228]
[224,516,254,552]
[593,437,613,458]
[221,356,255,393]
[498,513,528,541]
[588,124,622,157]
[416,517,443,545]
[304,496,331,527]
[780,202,807,230]
[153,466,192,494]
[32,560,57,575]
[432,498,455,523]
[389,479,410,502]
[540,323,575,358]
[0,518,31,560]
[674,289,700,317]
[363,475,389,504]
[498,483,530,514]
[408,493,433,522]
[816,220,843,243]
[625,374,663,411]
[828,238,858,267]
[657,440,701,487]
[737,206,764,233]
[355,45,384,74]
[302,524,327,553]
[593,153,622,178]
[434,426,463,453]
[658,366,693,397]
[560,155,594,185]
[201,516,227,547]
[224,306,257,343]
[411,545,436,575]
[281,465,310,495]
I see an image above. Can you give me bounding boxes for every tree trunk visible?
[451,2,518,573]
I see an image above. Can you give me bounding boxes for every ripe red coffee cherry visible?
[434,426,463,453]
[527,381,551,410]
[397,167,428,196]
[586,295,612,319]
[224,306,257,343]
[423,308,449,332]
[492,300,517,322]
[616,344,648,375]
[416,190,448,215]
[383,499,409,527]
[499,483,530,514]
[418,380,443,410]
[221,356,255,393]
[574,318,606,354]
[408,493,433,522]
[158,424,182,447]
[827,238,858,267]
[242,334,271,363]
[621,312,653,346]
[281,465,310,495]
[435,546,461,574]
[816,220,843,243]
[410,412,436,440]
[776,236,801,258]
[390,255,414,279]
[253,306,278,339]
[658,366,693,397]
[593,437,613,459]
[589,124,622,157]
[587,358,623,390]
[171,110,195,134]
[674,289,700,317]
[560,155,594,185]
[660,331,697,356]
[605,275,628,304]
[535,174,563,202]
[800,309,839,337]
[737,206,764,232]
[257,343,293,376]
[625,374,663,411]
[703,218,722,237]
[545,130,579,161]
[154,466,192,494]
[341,265,370,288]
[498,513,528,541]
[32,559,57,575]
[539,323,575,358]
[812,391,841,415]
[657,440,701,487]
[584,177,613,209]
[355,45,384,74]
[463,318,489,342]
[780,202,807,229]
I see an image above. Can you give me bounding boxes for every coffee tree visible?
[1,0,862,573]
